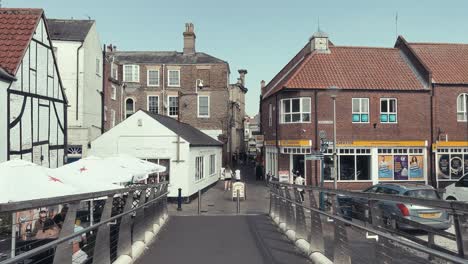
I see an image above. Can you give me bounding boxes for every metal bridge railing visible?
[0,182,168,264]
[269,181,468,264]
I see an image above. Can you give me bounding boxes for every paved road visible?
[136,215,311,264]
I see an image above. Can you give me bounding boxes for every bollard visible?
[177,188,182,211]
[198,189,201,215]
[236,189,240,214]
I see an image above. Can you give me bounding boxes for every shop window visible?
[339,156,355,181]
[280,97,311,123]
[380,98,397,123]
[356,155,371,180]
[378,148,425,181]
[352,98,369,123]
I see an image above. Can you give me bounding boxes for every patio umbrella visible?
[0,160,78,203]
[104,154,166,182]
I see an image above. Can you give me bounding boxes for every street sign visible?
[232,182,245,200]
[278,170,290,183]
[305,154,324,160]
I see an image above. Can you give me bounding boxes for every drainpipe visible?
[101,44,105,134]
[430,85,435,187]
[76,42,83,121]
[314,90,318,186]
[162,64,166,115]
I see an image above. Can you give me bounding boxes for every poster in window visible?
[394,155,409,180]
[437,154,450,179]
[464,155,468,175]
[451,154,463,179]
[378,155,393,179]
[409,155,424,179]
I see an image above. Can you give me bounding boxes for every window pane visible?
[292,113,301,122]
[324,156,333,180]
[285,114,291,123]
[451,154,463,179]
[148,70,159,86]
[356,155,371,180]
[361,114,368,122]
[361,99,369,113]
[339,156,355,180]
[302,113,310,122]
[283,100,291,114]
[148,96,158,114]
[199,96,209,116]
[352,114,360,122]
[169,70,180,86]
[302,98,311,113]
[169,97,179,116]
[380,114,388,122]
[124,65,133,81]
[292,99,300,112]
[352,99,360,112]
[389,114,397,123]
[458,113,467,121]
[381,100,388,112]
[389,99,396,113]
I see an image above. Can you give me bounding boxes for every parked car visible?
[444,173,468,201]
[339,183,451,230]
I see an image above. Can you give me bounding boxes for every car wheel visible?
[446,197,457,201]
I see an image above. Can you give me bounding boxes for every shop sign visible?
[232,182,245,199]
[278,170,290,183]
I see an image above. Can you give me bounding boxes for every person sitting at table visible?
[53,206,68,229]
[31,210,48,236]
[35,219,60,240]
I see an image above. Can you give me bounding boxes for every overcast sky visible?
[6,0,468,115]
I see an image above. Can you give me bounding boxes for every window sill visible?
[352,122,370,124]
[147,85,160,87]
[280,121,312,124]
[167,85,181,88]
[198,116,210,119]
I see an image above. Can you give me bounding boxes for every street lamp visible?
[328,86,340,189]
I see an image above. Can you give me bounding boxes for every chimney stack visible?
[238,69,248,86]
[260,80,266,95]
[183,23,196,55]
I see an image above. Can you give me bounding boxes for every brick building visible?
[103,23,247,165]
[261,31,468,189]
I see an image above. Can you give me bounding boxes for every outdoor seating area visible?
[0,155,166,263]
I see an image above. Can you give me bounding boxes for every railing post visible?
[198,189,201,215]
[117,191,134,257]
[308,189,324,254]
[236,189,240,214]
[133,190,146,244]
[329,193,351,264]
[177,188,182,211]
[53,201,80,264]
[92,195,114,264]
[294,187,307,240]
[284,186,295,231]
[453,213,468,259]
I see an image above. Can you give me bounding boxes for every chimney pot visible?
[238,69,247,86]
[261,80,266,95]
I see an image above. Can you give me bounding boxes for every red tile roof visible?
[0,8,43,76]
[408,43,468,84]
[263,44,427,98]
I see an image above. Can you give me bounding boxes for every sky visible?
[4,0,468,116]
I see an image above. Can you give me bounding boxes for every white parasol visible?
[104,154,166,182]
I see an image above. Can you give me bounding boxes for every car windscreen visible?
[404,189,440,199]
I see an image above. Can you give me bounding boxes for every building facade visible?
[103,23,244,166]
[229,70,248,158]
[47,19,103,162]
[261,31,468,190]
[90,110,222,198]
[0,9,67,168]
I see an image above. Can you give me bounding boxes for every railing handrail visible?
[269,186,468,264]
[0,187,169,264]
[271,181,468,213]
[0,182,168,212]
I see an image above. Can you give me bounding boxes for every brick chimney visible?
[183,23,196,55]
[260,80,266,95]
[238,69,247,86]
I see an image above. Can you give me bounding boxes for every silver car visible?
[348,183,451,230]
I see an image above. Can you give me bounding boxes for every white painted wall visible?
[187,146,222,197]
[0,79,9,162]
[89,111,221,197]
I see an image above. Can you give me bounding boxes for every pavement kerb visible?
[269,215,332,264]
[112,215,169,264]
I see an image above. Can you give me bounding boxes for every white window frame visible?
[280,97,311,124]
[168,70,180,87]
[111,109,115,128]
[457,93,468,122]
[111,63,118,80]
[209,154,216,176]
[168,96,179,117]
[352,98,369,123]
[111,85,116,100]
[195,156,205,181]
[147,95,159,114]
[147,69,160,87]
[125,97,135,119]
[198,95,210,118]
[380,98,398,123]
[123,65,140,83]
[268,103,272,127]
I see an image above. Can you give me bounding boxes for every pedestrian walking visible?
[295,173,305,202]
[235,169,241,182]
[224,166,233,191]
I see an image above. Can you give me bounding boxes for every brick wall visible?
[433,85,468,141]
[103,60,124,131]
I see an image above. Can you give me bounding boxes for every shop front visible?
[434,141,468,188]
[322,141,428,190]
